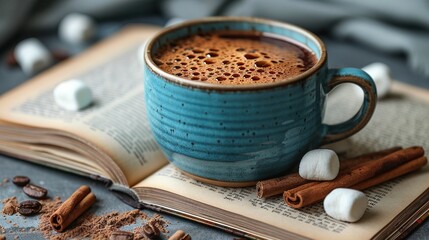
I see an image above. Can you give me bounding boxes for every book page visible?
[136,93,429,240]
[0,26,168,186]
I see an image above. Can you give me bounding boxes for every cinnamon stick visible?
[352,156,427,190]
[256,147,402,198]
[168,230,191,240]
[50,185,96,232]
[283,146,424,208]
[340,146,403,170]
[256,174,310,199]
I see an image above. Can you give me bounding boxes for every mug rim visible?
[144,16,327,91]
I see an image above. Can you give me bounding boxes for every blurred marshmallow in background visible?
[323,62,392,125]
[14,38,53,75]
[59,13,96,44]
[362,62,392,99]
[137,41,148,67]
[165,18,186,27]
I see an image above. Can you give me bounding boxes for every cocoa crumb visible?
[142,222,160,239]
[110,230,134,239]
[1,197,18,215]
[0,178,9,187]
[148,214,168,233]
[134,214,169,239]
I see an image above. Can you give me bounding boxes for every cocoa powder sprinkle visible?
[36,197,168,239]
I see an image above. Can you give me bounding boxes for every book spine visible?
[89,174,113,187]
[138,202,258,240]
[109,184,143,209]
[396,209,429,240]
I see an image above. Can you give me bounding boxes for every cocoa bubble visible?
[244,53,259,59]
[255,61,271,67]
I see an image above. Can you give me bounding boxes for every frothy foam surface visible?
[153,30,317,85]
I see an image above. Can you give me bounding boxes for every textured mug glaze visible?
[143,17,377,182]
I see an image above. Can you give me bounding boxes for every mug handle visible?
[321,68,377,145]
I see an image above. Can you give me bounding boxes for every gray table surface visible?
[1,17,429,239]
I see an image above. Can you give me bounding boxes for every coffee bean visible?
[12,176,30,186]
[18,200,42,215]
[110,230,134,240]
[6,49,18,67]
[52,50,69,62]
[143,222,160,239]
[23,184,48,199]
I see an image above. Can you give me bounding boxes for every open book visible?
[1,25,428,240]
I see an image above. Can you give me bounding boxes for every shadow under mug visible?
[143,17,377,185]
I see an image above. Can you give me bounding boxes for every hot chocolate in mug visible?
[143,17,377,184]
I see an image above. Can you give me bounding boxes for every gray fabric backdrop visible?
[1,0,429,76]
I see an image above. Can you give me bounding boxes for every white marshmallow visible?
[299,149,339,180]
[59,13,96,44]
[324,188,368,222]
[165,18,186,27]
[362,62,392,99]
[321,138,352,155]
[53,79,93,111]
[14,38,53,75]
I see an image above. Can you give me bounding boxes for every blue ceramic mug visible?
[143,17,377,184]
